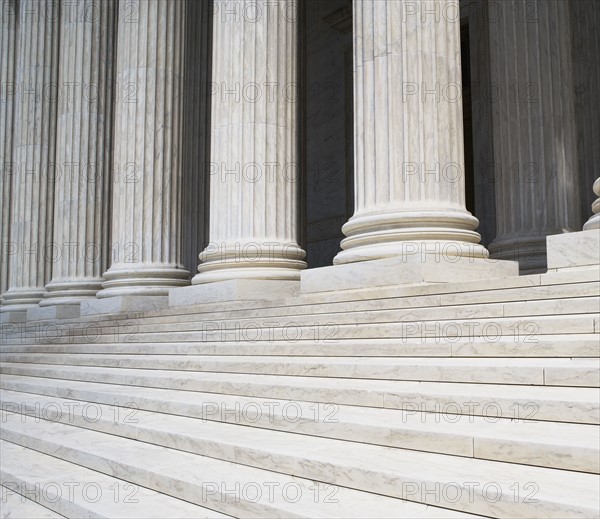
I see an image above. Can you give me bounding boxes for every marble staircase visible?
[1,266,599,518]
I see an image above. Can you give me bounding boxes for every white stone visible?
[170,280,300,306]
[194,0,306,284]
[0,309,27,324]
[26,304,80,322]
[583,178,600,231]
[96,0,190,298]
[487,0,581,272]
[41,0,116,306]
[302,255,518,293]
[334,0,488,265]
[546,230,600,270]
[80,296,168,316]
[2,0,59,309]
[0,440,221,518]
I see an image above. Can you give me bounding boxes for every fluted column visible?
[334,0,486,265]
[570,0,600,228]
[488,0,580,272]
[583,178,600,231]
[2,0,59,309]
[0,0,17,303]
[194,0,306,283]
[98,0,189,298]
[40,0,116,306]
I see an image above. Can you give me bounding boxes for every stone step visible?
[4,314,596,345]
[49,267,600,325]
[1,354,598,386]
[6,271,598,333]
[2,383,598,473]
[1,369,598,425]
[63,283,600,327]
[0,485,64,518]
[71,297,600,335]
[0,412,473,519]
[2,334,598,358]
[0,440,227,518]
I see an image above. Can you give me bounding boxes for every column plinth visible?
[193,0,306,285]
[334,0,487,265]
[97,0,190,299]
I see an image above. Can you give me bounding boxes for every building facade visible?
[1,0,599,317]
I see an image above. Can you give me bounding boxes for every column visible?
[98,0,190,298]
[570,0,600,228]
[0,0,17,303]
[2,0,59,309]
[583,178,600,231]
[181,0,212,277]
[40,0,116,306]
[487,0,580,272]
[334,0,486,265]
[194,0,306,284]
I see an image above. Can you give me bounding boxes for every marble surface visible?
[170,279,300,306]
[2,0,59,309]
[2,382,598,473]
[41,0,115,306]
[546,230,600,270]
[487,0,581,273]
[334,0,488,265]
[80,295,168,316]
[0,440,223,518]
[583,178,600,231]
[302,255,518,293]
[97,0,190,298]
[195,0,306,284]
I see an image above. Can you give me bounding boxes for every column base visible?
[547,229,600,271]
[334,210,488,265]
[195,243,306,284]
[302,255,519,294]
[97,266,190,298]
[0,288,45,310]
[80,295,169,316]
[583,214,600,231]
[40,279,103,306]
[170,279,300,307]
[27,304,81,322]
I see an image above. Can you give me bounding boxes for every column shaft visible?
[41,0,116,305]
[0,0,17,302]
[99,0,189,297]
[570,0,600,228]
[335,0,486,265]
[195,0,306,283]
[3,0,59,309]
[488,0,580,271]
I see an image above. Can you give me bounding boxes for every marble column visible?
[181,0,212,278]
[40,0,116,306]
[334,0,487,265]
[583,178,600,231]
[98,0,190,298]
[487,0,580,272]
[194,0,306,283]
[570,0,600,229]
[2,0,59,309]
[0,0,17,303]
